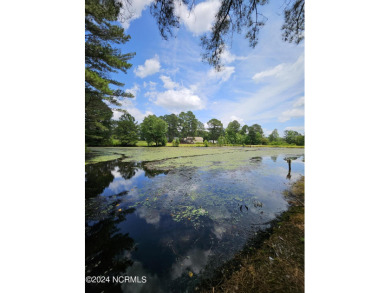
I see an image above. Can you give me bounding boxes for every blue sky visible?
[111,0,304,136]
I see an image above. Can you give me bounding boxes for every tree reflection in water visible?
[85,160,117,198]
[85,159,169,292]
[85,159,165,198]
[86,207,136,293]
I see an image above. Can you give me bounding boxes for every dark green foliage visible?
[85,0,135,146]
[140,115,168,146]
[284,130,299,144]
[197,122,209,141]
[246,127,260,145]
[150,0,180,40]
[247,124,264,145]
[85,0,134,100]
[160,112,200,140]
[178,111,199,138]
[260,136,269,145]
[283,130,304,146]
[161,136,168,146]
[160,113,180,142]
[282,0,305,44]
[196,120,208,139]
[295,134,305,146]
[207,118,224,142]
[251,124,264,137]
[85,96,113,146]
[114,113,139,146]
[201,0,268,70]
[240,125,249,135]
[268,129,280,143]
[226,120,241,144]
[202,131,210,141]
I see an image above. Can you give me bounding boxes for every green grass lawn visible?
[135,140,149,147]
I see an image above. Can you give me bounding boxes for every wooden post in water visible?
[287,159,292,172]
[286,158,292,180]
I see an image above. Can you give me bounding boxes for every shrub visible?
[217,136,227,146]
[270,140,284,146]
[260,137,269,145]
[295,135,305,146]
[161,137,168,146]
[204,140,209,147]
[172,138,180,147]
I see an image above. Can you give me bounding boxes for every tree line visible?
[89,111,304,147]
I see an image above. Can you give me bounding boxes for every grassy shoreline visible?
[91,140,304,148]
[198,176,304,293]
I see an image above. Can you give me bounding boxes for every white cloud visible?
[125,83,140,99]
[134,55,161,78]
[278,96,304,122]
[149,87,204,112]
[170,248,211,279]
[106,168,144,193]
[174,0,221,35]
[136,206,161,225]
[278,108,304,122]
[145,74,205,112]
[221,115,244,127]
[284,126,305,134]
[293,96,305,107]
[220,49,246,64]
[230,115,244,124]
[263,128,273,136]
[252,64,285,83]
[208,66,235,82]
[215,54,304,124]
[143,81,157,91]
[160,75,180,89]
[118,0,154,30]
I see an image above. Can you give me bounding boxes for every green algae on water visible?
[86,147,304,171]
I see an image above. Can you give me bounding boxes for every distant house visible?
[184,137,203,144]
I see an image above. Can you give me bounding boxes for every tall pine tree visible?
[85,0,135,145]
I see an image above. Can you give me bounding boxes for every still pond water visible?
[85,147,304,293]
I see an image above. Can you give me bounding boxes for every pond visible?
[85,147,304,292]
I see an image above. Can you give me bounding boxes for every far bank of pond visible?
[85,147,304,292]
